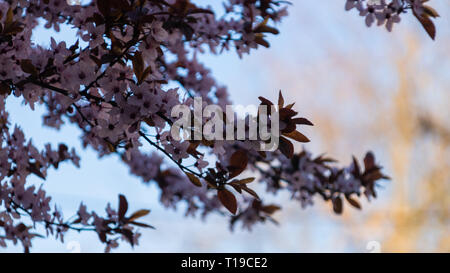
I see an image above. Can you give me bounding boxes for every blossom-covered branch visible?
[345,0,439,39]
[0,0,439,252]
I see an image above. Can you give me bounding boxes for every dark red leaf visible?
[128,209,150,222]
[217,189,238,214]
[414,12,436,40]
[261,205,281,214]
[292,117,314,126]
[20,60,38,76]
[228,150,248,178]
[118,194,128,221]
[120,228,134,246]
[96,0,110,17]
[129,221,155,229]
[345,195,361,210]
[332,196,343,214]
[363,151,375,171]
[185,172,202,187]
[241,185,260,200]
[352,156,361,177]
[278,90,284,108]
[279,137,294,158]
[258,96,274,106]
[283,130,310,143]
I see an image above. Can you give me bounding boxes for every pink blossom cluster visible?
[0,0,433,251]
[1,94,140,252]
[345,0,435,34]
[228,147,388,230]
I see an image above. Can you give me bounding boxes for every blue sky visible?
[2,1,448,252]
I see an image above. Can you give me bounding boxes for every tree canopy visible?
[0,0,439,252]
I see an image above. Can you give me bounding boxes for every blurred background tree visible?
[3,0,447,252]
[235,1,449,252]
